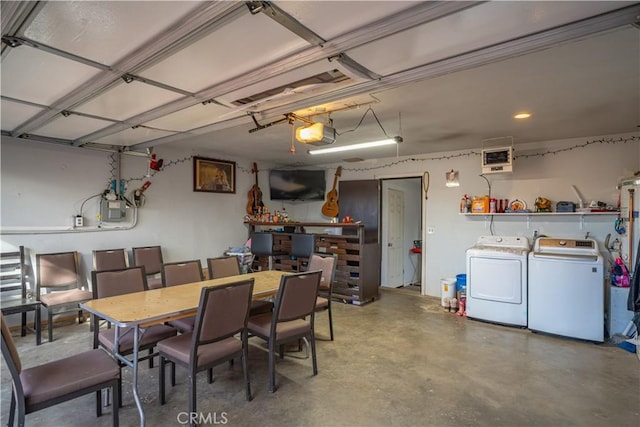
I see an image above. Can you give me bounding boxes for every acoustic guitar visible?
[247,162,264,215]
[321,166,342,217]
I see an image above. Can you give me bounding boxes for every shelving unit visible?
[245,222,379,305]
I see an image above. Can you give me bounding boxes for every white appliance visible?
[466,236,529,327]
[528,238,604,342]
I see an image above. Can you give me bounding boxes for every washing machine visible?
[466,236,530,327]
[528,238,604,342]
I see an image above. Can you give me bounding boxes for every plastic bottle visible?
[466,197,472,213]
[460,195,467,213]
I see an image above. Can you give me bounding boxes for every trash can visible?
[441,278,456,307]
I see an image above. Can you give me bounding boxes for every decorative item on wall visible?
[445,170,460,187]
[247,162,264,214]
[322,166,342,217]
[193,156,236,194]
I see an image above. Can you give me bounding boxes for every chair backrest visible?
[132,246,163,275]
[192,279,254,358]
[36,251,81,293]
[290,233,316,258]
[307,253,337,291]
[93,248,128,271]
[162,260,203,287]
[1,313,22,374]
[250,233,274,256]
[273,270,322,324]
[91,266,148,299]
[207,256,241,279]
[0,246,27,301]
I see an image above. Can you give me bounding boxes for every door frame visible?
[377,173,425,294]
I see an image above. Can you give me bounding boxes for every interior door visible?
[384,188,404,287]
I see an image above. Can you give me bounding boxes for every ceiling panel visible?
[143,103,230,132]
[347,1,636,76]
[0,99,44,131]
[0,47,102,105]
[22,1,203,66]
[73,80,183,121]
[32,114,115,140]
[93,126,176,146]
[139,11,309,93]
[275,0,416,40]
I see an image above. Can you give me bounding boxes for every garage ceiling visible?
[1,1,639,167]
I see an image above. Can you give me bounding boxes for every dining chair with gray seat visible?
[36,251,92,345]
[92,266,177,405]
[247,270,322,392]
[1,313,121,427]
[157,278,255,426]
[132,246,164,290]
[92,249,129,272]
[161,260,204,333]
[207,255,273,316]
[307,252,338,341]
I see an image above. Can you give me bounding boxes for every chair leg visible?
[112,380,120,427]
[20,312,27,337]
[48,311,53,343]
[159,355,166,405]
[36,306,42,346]
[268,339,277,393]
[208,368,213,384]
[328,306,334,341]
[148,348,154,368]
[189,373,197,427]
[242,337,252,401]
[78,309,84,324]
[96,389,103,417]
[310,330,318,376]
[9,391,16,426]
[171,361,176,387]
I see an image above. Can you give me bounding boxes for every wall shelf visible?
[461,211,619,230]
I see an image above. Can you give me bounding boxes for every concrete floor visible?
[2,288,639,427]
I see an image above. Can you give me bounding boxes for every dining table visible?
[80,269,289,427]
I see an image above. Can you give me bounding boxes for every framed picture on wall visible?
[193,156,236,194]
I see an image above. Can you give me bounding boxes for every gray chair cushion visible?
[40,289,92,307]
[147,276,163,290]
[247,314,310,342]
[20,349,119,407]
[158,334,242,368]
[315,296,329,309]
[98,324,176,354]
[168,316,196,333]
[249,299,274,316]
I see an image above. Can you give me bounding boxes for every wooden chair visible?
[1,313,120,427]
[132,246,164,290]
[158,279,254,425]
[308,253,338,341]
[0,246,40,343]
[161,260,203,333]
[247,270,321,392]
[92,249,128,271]
[207,256,273,316]
[35,251,92,345]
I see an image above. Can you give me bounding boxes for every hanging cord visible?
[335,106,393,138]
[479,174,494,235]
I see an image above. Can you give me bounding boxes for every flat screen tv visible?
[269,169,325,201]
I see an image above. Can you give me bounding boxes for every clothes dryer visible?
[466,236,530,327]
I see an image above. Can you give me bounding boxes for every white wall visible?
[2,132,638,308]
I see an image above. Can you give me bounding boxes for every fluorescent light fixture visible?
[514,112,531,119]
[295,122,336,146]
[308,137,399,155]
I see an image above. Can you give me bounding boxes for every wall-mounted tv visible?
[269,169,325,201]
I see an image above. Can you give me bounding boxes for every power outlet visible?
[74,215,84,227]
[427,227,435,234]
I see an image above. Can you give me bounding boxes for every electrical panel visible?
[481,146,513,174]
[101,199,126,222]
